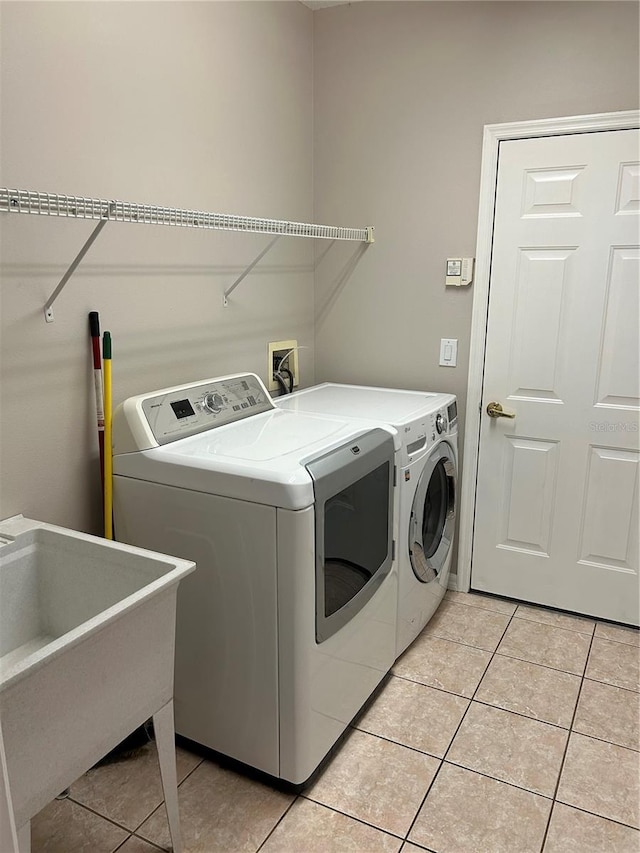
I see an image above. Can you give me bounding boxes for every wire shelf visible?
[0,188,373,242]
[0,186,374,320]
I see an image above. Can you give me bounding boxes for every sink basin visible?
[0,515,195,852]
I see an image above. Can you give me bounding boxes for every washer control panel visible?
[140,374,273,445]
[400,403,455,466]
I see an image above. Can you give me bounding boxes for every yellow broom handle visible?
[103,332,113,539]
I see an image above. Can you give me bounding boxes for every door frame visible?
[457,109,640,593]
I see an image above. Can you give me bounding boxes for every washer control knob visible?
[203,392,224,414]
[435,413,445,434]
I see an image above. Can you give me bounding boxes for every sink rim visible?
[0,516,195,692]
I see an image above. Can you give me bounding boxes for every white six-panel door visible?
[471,128,639,625]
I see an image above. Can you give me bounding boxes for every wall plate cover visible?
[267,339,299,392]
[446,257,474,287]
[439,338,458,367]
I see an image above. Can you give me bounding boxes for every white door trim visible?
[457,110,640,593]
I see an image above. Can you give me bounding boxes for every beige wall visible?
[313,1,640,447]
[0,1,314,532]
[1,1,639,537]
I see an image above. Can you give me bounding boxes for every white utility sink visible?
[0,515,196,853]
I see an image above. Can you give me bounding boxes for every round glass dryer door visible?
[409,442,456,583]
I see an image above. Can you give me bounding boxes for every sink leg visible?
[17,821,30,853]
[1,718,20,852]
[153,701,183,853]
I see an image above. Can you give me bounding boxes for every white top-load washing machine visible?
[276,384,458,657]
[111,373,398,786]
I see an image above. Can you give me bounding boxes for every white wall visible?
[0,1,314,532]
[313,1,640,443]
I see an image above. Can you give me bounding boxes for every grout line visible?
[533,797,552,850]
[490,650,587,678]
[378,653,628,744]
[128,833,167,852]
[593,637,640,650]
[66,796,134,834]
[594,618,640,635]
[448,593,598,638]
[395,642,604,692]
[465,591,624,630]
[539,626,597,852]
[346,683,475,831]
[298,792,407,843]
[440,757,555,801]
[351,705,617,803]
[591,634,640,650]
[135,800,167,834]
[403,606,518,842]
[130,800,164,836]
[347,726,453,763]
[391,670,480,701]
[111,833,134,853]
[176,755,204,789]
[421,629,506,655]
[444,591,519,617]
[582,675,640,695]
[468,697,574,733]
[549,800,640,833]
[304,744,638,839]
[356,674,470,709]
[72,749,204,838]
[398,839,438,853]
[504,615,595,640]
[460,606,516,703]
[255,795,299,852]
[508,614,596,637]
[569,727,640,754]
[397,614,604,669]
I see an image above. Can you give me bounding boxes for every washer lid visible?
[114,407,396,509]
[276,383,454,427]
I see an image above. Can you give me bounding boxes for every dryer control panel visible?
[113,373,274,452]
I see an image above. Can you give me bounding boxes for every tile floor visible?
[31,590,640,853]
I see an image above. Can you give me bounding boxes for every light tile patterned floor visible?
[31,591,640,852]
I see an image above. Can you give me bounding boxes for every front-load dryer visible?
[111,374,398,786]
[275,384,458,657]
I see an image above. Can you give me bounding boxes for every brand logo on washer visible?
[351,445,360,455]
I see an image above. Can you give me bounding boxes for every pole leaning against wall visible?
[0,188,375,321]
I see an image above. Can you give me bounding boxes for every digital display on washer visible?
[170,399,196,420]
[447,401,457,424]
[141,375,274,445]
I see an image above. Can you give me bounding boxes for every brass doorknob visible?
[486,402,516,419]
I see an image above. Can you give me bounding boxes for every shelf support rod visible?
[43,204,114,322]
[223,235,281,306]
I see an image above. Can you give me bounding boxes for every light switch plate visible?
[439,338,458,367]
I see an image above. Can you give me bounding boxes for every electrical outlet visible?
[267,339,299,393]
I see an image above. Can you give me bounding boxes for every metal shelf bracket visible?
[43,204,114,322]
[223,235,281,307]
